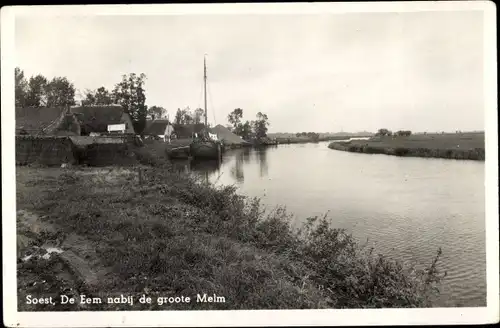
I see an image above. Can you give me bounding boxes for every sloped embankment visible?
[328,135,485,161]
[16,165,444,311]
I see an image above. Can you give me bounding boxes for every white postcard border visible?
[2,2,498,327]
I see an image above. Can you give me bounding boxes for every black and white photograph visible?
[1,2,498,327]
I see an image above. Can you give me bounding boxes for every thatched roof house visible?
[144,119,172,135]
[143,119,175,141]
[172,123,206,139]
[69,105,135,135]
[209,124,250,145]
[15,107,67,135]
[53,113,81,136]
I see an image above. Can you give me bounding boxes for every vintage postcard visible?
[1,2,498,327]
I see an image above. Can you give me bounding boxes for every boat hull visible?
[167,146,191,159]
[190,141,222,160]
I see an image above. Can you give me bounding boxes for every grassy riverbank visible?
[17,150,444,311]
[328,132,485,161]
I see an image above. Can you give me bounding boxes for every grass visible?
[16,151,445,311]
[328,132,485,160]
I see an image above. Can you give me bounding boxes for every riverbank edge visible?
[16,148,445,310]
[328,141,485,161]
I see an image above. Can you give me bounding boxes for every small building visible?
[70,105,135,136]
[143,119,174,142]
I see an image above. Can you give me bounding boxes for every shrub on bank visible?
[141,169,445,308]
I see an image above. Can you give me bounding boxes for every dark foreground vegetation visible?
[17,147,445,311]
[329,132,485,161]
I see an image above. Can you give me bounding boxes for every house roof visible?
[15,107,66,132]
[172,123,206,138]
[55,113,81,136]
[70,105,125,133]
[144,120,171,135]
[209,124,250,145]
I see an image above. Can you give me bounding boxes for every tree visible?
[15,69,76,108]
[396,130,412,137]
[94,87,113,105]
[15,67,28,107]
[228,108,243,130]
[148,106,167,120]
[193,108,205,124]
[25,74,48,107]
[45,77,76,108]
[82,87,113,106]
[237,120,253,140]
[253,112,270,140]
[376,128,392,137]
[81,89,97,106]
[113,73,148,134]
[181,107,193,124]
[174,108,183,124]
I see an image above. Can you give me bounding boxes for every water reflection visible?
[190,159,222,184]
[229,147,252,183]
[169,158,222,183]
[225,147,269,182]
[254,148,269,177]
[190,159,221,175]
[186,142,485,307]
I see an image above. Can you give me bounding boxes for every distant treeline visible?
[375,128,412,137]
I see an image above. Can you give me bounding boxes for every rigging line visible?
[207,80,217,126]
[197,78,204,110]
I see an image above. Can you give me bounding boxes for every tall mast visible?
[204,55,208,127]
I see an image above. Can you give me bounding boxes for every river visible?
[174,141,486,307]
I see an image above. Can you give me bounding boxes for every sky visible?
[15,10,485,133]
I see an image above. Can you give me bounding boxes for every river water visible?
[175,141,486,307]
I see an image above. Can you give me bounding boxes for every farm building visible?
[143,119,174,141]
[15,107,71,135]
[69,105,135,136]
[16,105,135,137]
[15,106,141,166]
[209,124,250,147]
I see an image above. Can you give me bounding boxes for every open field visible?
[329,132,485,160]
[16,154,445,310]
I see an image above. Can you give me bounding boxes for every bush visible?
[127,168,446,308]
